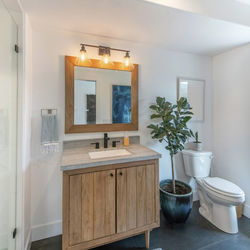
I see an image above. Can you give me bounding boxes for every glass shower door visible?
[0,1,18,249]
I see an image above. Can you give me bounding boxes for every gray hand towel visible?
[41,115,59,144]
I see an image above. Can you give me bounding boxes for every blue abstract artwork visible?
[112,85,131,123]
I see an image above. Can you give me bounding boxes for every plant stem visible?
[171,153,176,194]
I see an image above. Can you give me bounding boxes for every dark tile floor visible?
[31,202,250,250]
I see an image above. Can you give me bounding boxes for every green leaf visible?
[150,114,162,119]
[183,116,192,123]
[147,124,157,129]
[183,111,193,115]
[190,130,194,138]
[149,104,158,110]
[156,97,165,107]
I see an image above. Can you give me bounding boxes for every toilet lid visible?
[203,177,244,197]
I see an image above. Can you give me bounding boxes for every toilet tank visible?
[182,150,213,178]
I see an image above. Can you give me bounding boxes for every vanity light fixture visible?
[79,43,132,66]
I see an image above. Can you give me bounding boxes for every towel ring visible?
[41,109,57,116]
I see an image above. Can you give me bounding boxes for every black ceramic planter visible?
[160,179,193,223]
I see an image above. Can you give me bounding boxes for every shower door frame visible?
[1,1,29,250]
[0,1,19,249]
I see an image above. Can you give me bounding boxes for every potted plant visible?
[148,97,194,223]
[191,131,202,151]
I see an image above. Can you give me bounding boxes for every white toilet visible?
[182,150,245,234]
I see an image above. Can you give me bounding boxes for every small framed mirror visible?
[65,56,138,133]
[177,77,205,122]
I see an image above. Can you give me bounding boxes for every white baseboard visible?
[24,230,31,250]
[31,196,200,243]
[32,197,200,243]
[243,203,250,218]
[30,198,246,243]
[30,193,199,243]
[31,220,62,242]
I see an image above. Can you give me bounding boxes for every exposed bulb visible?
[124,51,131,67]
[80,51,87,61]
[124,57,130,67]
[103,54,109,64]
[80,44,87,61]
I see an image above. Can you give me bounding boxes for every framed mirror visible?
[65,56,138,133]
[177,77,205,122]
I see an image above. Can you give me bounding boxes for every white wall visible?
[213,43,250,218]
[30,27,213,240]
[15,11,33,250]
[22,14,32,250]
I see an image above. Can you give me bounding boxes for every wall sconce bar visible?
[81,43,130,53]
[80,43,132,66]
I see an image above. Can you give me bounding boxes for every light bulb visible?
[103,54,109,64]
[80,44,87,61]
[80,51,87,61]
[124,57,130,67]
[124,51,131,67]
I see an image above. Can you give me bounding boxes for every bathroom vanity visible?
[62,55,161,249]
[61,141,161,250]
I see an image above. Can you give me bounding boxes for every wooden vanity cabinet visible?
[63,160,159,250]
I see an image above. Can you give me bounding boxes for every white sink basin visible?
[88,149,131,159]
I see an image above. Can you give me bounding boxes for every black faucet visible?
[104,133,110,148]
[112,140,120,148]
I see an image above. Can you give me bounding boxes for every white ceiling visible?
[3,0,21,12]
[20,0,250,56]
[236,0,250,5]
[145,0,250,27]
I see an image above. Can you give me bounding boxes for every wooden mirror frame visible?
[65,56,138,133]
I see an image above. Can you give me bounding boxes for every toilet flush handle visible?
[210,155,214,160]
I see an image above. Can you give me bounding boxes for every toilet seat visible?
[203,177,244,198]
[197,177,245,206]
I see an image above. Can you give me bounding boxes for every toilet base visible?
[199,202,238,234]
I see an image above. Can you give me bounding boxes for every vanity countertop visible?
[61,144,161,171]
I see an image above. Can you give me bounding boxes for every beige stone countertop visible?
[61,144,161,171]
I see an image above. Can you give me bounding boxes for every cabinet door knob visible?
[119,172,123,176]
[110,173,114,177]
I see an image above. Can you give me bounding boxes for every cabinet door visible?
[117,165,156,233]
[69,170,115,246]
[93,169,116,239]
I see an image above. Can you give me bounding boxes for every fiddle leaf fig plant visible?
[147,97,193,194]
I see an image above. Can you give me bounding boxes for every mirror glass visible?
[178,78,205,122]
[74,66,132,125]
